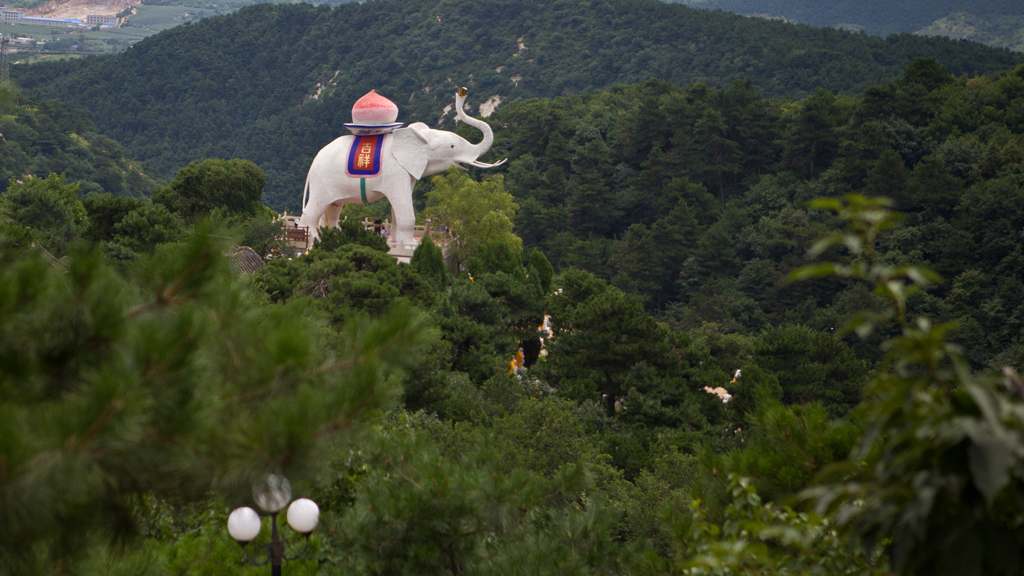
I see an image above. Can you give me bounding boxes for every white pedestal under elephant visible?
[298,89,506,247]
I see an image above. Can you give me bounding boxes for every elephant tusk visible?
[469,159,508,169]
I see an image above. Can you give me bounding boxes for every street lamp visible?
[227,474,320,575]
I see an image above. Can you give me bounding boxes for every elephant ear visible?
[391,123,430,180]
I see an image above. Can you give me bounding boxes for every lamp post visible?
[227,474,319,575]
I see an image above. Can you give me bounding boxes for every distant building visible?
[1,7,25,22]
[20,16,84,27]
[86,14,115,26]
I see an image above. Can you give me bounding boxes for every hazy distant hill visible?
[669,0,1024,50]
[13,0,1024,210]
[2,0,355,12]
[668,0,1022,35]
[917,12,1024,53]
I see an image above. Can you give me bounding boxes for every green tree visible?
[81,193,146,243]
[153,158,266,220]
[313,218,388,253]
[708,401,862,503]
[0,224,432,573]
[255,243,434,322]
[426,170,520,273]
[608,198,700,307]
[654,475,882,576]
[324,413,624,576]
[436,277,515,383]
[0,174,86,256]
[543,286,670,416]
[782,89,847,179]
[794,196,1024,576]
[753,325,870,417]
[693,107,742,202]
[473,267,546,361]
[410,235,447,288]
[545,267,609,336]
[236,209,289,258]
[468,238,523,276]
[566,124,620,237]
[112,203,185,253]
[528,248,554,294]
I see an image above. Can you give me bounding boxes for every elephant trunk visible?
[455,88,494,158]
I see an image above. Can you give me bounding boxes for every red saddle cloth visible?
[346,135,385,178]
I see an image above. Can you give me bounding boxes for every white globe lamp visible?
[286,498,320,535]
[227,507,262,544]
[253,474,292,513]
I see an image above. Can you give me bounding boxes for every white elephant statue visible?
[298,89,506,246]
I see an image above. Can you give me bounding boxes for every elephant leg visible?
[324,202,344,230]
[300,201,329,242]
[389,180,417,247]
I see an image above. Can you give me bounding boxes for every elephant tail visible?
[302,172,311,211]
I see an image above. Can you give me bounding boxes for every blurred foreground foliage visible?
[0,222,432,574]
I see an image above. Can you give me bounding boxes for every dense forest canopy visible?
[4,0,1024,568]
[489,59,1024,377]
[12,0,1024,210]
[0,86,160,197]
[6,62,1024,566]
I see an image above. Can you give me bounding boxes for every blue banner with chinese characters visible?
[346,135,385,178]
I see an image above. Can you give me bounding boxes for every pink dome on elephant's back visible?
[351,90,399,124]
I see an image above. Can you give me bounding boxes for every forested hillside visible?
[493,59,1024,372]
[0,85,159,197]
[6,25,1024,571]
[13,0,1023,209]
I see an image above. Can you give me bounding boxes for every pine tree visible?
[314,218,389,253]
[527,248,554,294]
[468,238,523,277]
[324,414,624,576]
[410,235,447,287]
[782,88,845,179]
[0,223,431,573]
[152,158,266,220]
[543,286,669,416]
[1,174,87,256]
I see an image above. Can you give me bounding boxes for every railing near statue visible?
[275,212,446,256]
[284,226,310,251]
[277,213,309,256]
[356,218,428,238]
[358,218,444,246]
